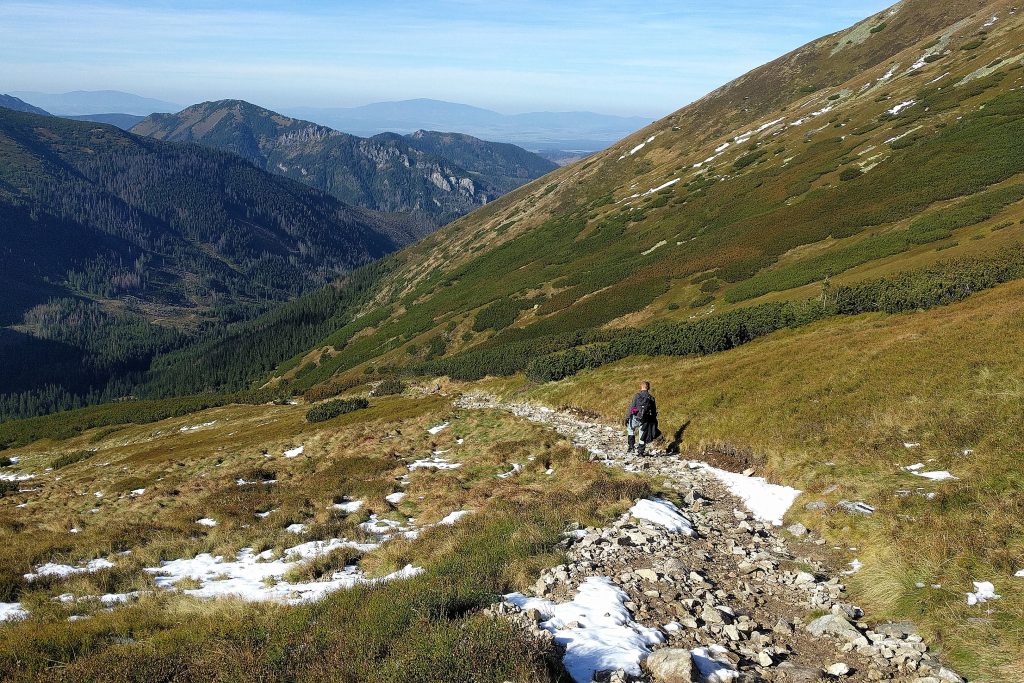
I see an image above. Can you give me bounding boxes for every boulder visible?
[645,648,693,683]
[806,614,869,647]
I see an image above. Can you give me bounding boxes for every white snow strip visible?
[642,240,668,256]
[693,463,801,526]
[887,100,916,115]
[256,509,276,519]
[911,469,957,481]
[880,64,899,81]
[437,510,471,525]
[982,15,998,28]
[196,518,218,527]
[643,178,680,196]
[623,135,656,158]
[427,422,449,435]
[0,473,34,482]
[237,478,276,486]
[334,499,364,513]
[927,71,950,85]
[360,515,404,534]
[1014,569,1024,578]
[0,602,27,622]
[497,463,523,479]
[844,559,864,575]
[408,457,461,471]
[385,492,407,504]
[130,488,146,496]
[283,445,304,458]
[966,580,1000,605]
[179,421,215,432]
[505,577,665,682]
[692,645,740,682]
[25,558,115,581]
[629,498,694,535]
[904,442,920,449]
[285,524,307,534]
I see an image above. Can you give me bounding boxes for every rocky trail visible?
[455,393,964,683]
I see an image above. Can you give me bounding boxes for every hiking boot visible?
[636,444,646,457]
[626,435,636,453]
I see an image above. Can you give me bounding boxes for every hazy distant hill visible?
[285,98,652,151]
[0,94,50,116]
[10,90,180,116]
[132,100,557,228]
[65,113,146,129]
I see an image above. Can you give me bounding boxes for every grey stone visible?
[787,523,808,537]
[644,648,693,683]
[806,614,869,647]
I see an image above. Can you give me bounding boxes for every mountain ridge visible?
[131,99,557,229]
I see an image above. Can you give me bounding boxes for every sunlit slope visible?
[270,0,1024,390]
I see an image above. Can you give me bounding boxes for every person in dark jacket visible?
[625,381,659,456]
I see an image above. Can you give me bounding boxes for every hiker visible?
[625,381,659,456]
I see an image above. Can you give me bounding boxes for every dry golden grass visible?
[512,279,1024,680]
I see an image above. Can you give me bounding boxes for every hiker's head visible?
[640,381,650,391]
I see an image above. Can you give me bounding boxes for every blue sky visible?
[0,0,894,116]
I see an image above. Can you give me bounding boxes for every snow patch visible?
[966,580,1000,605]
[505,576,664,682]
[887,100,916,116]
[692,644,740,682]
[285,523,307,534]
[629,498,694,535]
[427,422,449,435]
[130,488,146,496]
[642,240,667,256]
[385,492,407,504]
[497,463,523,479]
[180,421,215,432]
[0,602,27,622]
[0,472,34,482]
[408,456,461,471]
[283,445,304,458]
[196,518,218,527]
[437,510,471,525]
[25,558,115,581]
[692,463,801,526]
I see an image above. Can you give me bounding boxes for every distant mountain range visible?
[0,94,50,116]
[66,113,146,129]
[284,98,653,152]
[131,100,557,228]
[9,90,180,116]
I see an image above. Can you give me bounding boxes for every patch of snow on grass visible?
[497,463,523,479]
[692,463,801,526]
[844,559,864,575]
[1014,569,1024,578]
[427,422,449,435]
[927,72,950,85]
[966,580,1000,605]
[982,15,998,28]
[283,445,304,458]
[629,498,694,535]
[0,602,27,622]
[130,488,145,496]
[437,510,471,525]
[180,421,215,432]
[25,558,115,581]
[196,518,218,527]
[256,509,276,518]
[360,515,404,534]
[887,100,915,115]
[334,499,363,513]
[642,240,667,256]
[0,472,34,482]
[145,539,418,605]
[408,456,461,471]
[285,523,307,534]
[505,576,664,682]
[385,492,406,504]
[879,64,899,81]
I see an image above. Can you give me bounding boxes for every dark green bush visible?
[869,22,887,33]
[305,398,369,423]
[371,378,405,397]
[690,294,715,308]
[839,167,864,182]
[51,450,95,470]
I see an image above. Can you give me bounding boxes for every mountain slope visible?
[0,108,413,416]
[251,0,1023,392]
[131,100,557,229]
[0,94,50,116]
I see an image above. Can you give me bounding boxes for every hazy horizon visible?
[1,1,894,118]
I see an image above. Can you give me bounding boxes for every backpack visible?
[634,393,654,422]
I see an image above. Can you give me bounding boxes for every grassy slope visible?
[267,0,1024,391]
[0,393,647,681]
[513,279,1024,680]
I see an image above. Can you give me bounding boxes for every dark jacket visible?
[626,390,658,424]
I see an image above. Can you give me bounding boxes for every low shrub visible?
[306,398,369,423]
[371,378,406,397]
[50,450,95,470]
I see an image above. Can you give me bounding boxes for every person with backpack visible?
[625,381,659,456]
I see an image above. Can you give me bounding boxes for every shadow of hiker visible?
[663,420,691,455]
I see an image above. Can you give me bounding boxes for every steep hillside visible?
[0,95,50,116]
[0,109,408,417]
[247,0,1024,395]
[131,100,557,229]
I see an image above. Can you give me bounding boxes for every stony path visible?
[456,393,964,683]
